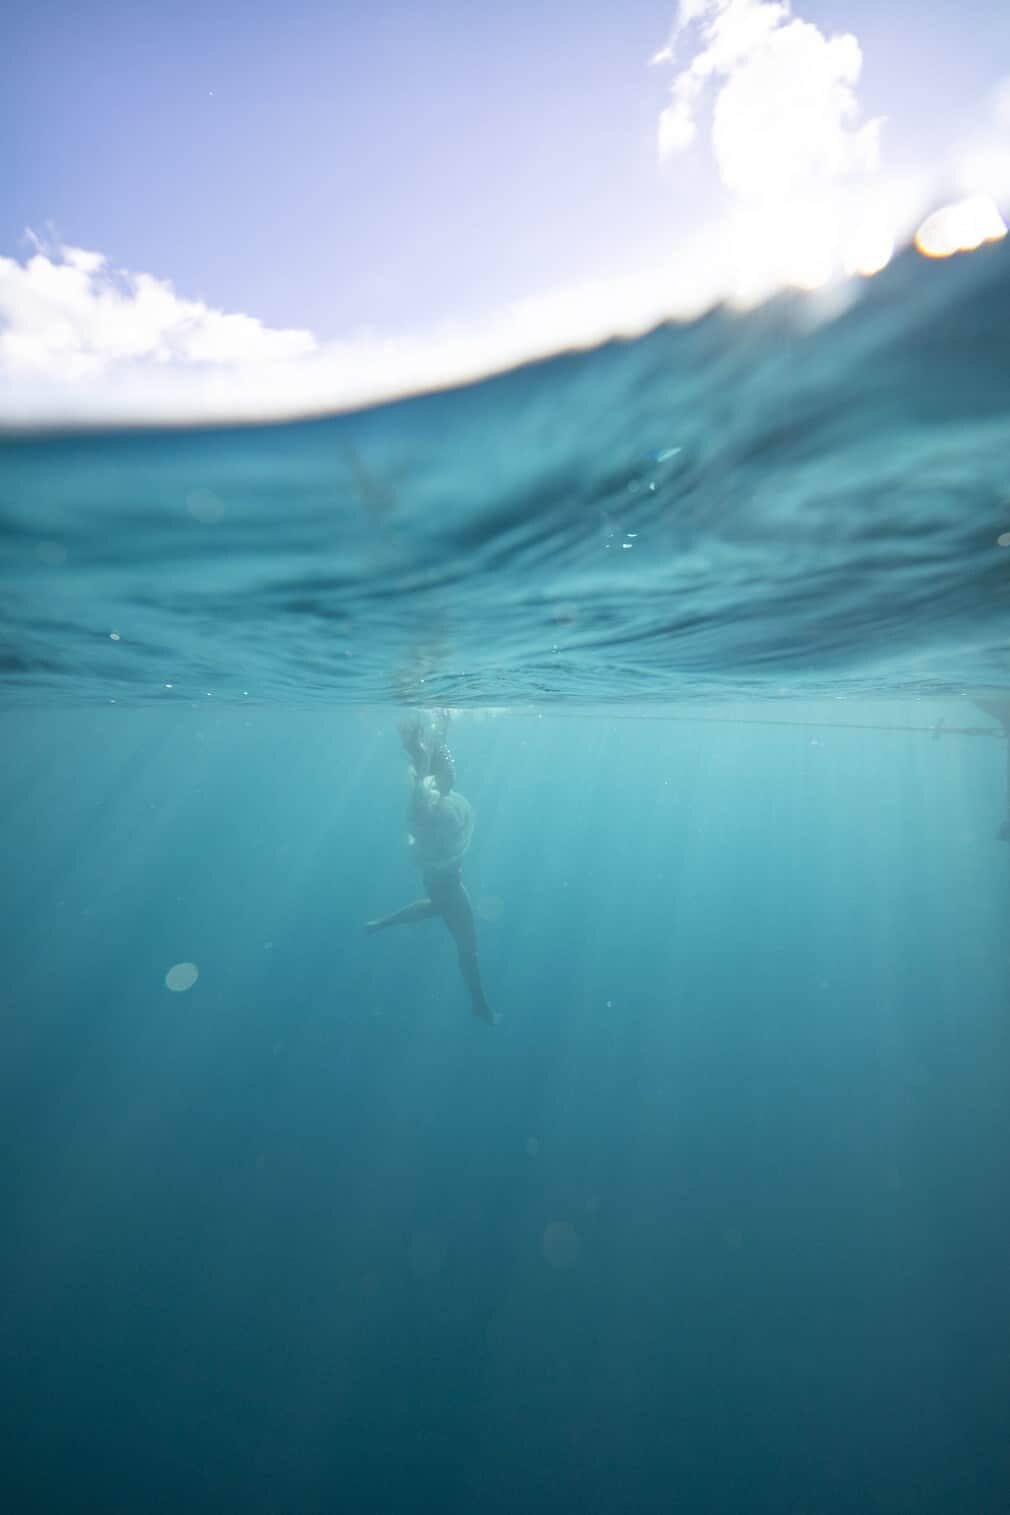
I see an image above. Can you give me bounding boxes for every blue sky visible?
[2,0,1008,421]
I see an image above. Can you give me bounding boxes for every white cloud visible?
[2,47,1008,430]
[0,236,729,427]
[711,24,879,198]
[656,0,880,196]
[658,99,697,155]
[0,238,316,383]
[651,1,894,298]
[62,246,106,274]
[652,2,1010,303]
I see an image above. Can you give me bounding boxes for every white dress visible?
[407,776,474,874]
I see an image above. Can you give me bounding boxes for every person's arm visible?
[398,717,429,774]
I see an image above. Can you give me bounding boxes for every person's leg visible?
[429,872,497,1023]
[365,898,437,933]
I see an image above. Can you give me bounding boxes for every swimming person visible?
[365,712,498,1024]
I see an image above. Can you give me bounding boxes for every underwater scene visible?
[2,239,1010,1514]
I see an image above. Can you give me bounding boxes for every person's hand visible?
[398,716,428,771]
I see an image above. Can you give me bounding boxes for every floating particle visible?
[542,1220,580,1270]
[655,447,681,463]
[109,631,121,641]
[186,489,225,523]
[165,961,199,992]
[998,532,1010,548]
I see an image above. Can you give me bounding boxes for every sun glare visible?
[914,196,1008,259]
[841,223,895,278]
[728,198,897,305]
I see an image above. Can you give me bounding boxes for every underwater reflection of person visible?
[974,692,1010,842]
[365,714,498,1024]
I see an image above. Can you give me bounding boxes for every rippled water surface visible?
[2,241,1008,709]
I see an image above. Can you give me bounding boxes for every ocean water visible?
[2,241,1010,1515]
[3,240,1010,708]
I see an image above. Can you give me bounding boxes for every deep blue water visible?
[2,243,1010,1515]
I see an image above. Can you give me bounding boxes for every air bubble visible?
[186,490,225,523]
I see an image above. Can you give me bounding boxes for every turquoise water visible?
[3,241,1009,707]
[2,243,1009,1514]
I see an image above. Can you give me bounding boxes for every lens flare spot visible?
[165,961,199,992]
[915,196,1007,259]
